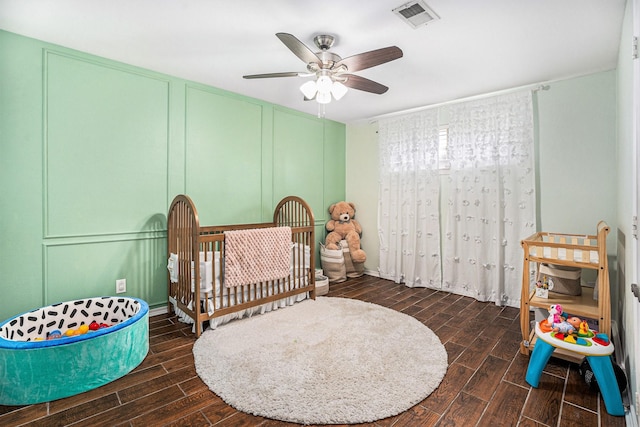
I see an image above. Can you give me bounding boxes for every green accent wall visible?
[0,30,346,320]
[184,86,264,224]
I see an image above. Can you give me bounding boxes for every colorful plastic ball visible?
[47,330,62,340]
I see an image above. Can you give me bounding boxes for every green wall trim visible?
[42,231,167,246]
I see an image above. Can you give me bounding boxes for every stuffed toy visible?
[547,304,563,326]
[325,201,366,263]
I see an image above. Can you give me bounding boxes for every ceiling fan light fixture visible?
[316,75,333,94]
[331,81,348,100]
[300,80,317,99]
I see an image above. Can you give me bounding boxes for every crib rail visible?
[167,195,200,329]
[275,196,316,299]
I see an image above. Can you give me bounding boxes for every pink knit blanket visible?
[224,226,291,287]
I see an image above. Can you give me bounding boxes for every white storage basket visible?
[315,274,329,296]
[539,263,582,296]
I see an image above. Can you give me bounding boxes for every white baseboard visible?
[149,306,168,317]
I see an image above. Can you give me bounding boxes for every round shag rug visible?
[193,297,448,425]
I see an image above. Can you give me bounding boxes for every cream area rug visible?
[193,297,448,425]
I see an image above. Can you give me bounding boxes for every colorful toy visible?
[552,315,581,334]
[43,322,112,340]
[545,312,596,344]
[579,320,590,336]
[46,330,62,340]
[547,304,563,325]
[527,323,624,416]
[593,333,610,346]
[25,322,113,342]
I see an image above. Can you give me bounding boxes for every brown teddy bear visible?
[325,201,366,263]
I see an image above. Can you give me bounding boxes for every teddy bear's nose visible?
[340,213,350,221]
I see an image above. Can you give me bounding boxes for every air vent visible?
[393,0,440,29]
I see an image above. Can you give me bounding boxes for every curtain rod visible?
[367,82,551,123]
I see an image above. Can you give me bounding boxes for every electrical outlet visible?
[116,279,126,294]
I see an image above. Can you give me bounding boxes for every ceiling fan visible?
[243,33,403,104]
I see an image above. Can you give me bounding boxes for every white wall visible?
[536,72,618,238]
[345,123,380,274]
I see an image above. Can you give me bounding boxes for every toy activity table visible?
[525,321,624,416]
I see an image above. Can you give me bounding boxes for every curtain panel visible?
[442,91,536,306]
[378,110,442,287]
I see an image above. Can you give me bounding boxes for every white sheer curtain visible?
[378,110,441,287]
[442,91,536,307]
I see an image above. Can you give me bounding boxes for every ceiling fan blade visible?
[243,72,302,79]
[335,46,403,72]
[342,74,389,94]
[276,33,322,65]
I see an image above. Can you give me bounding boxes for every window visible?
[438,125,450,170]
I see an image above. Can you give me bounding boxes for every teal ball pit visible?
[0,297,149,405]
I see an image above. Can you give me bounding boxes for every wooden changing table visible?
[519,221,611,361]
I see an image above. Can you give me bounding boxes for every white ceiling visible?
[0,0,627,123]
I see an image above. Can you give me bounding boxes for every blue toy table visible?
[525,322,624,416]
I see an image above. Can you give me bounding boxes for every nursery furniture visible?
[167,194,315,337]
[519,221,611,361]
[526,321,624,416]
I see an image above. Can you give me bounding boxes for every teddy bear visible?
[325,201,366,263]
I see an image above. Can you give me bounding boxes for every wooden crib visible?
[167,194,315,336]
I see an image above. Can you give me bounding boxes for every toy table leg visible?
[526,339,555,388]
[585,355,625,416]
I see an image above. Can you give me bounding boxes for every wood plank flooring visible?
[0,276,628,426]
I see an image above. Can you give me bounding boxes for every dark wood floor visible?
[0,275,628,426]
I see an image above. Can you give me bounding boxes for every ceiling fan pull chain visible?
[317,103,326,119]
